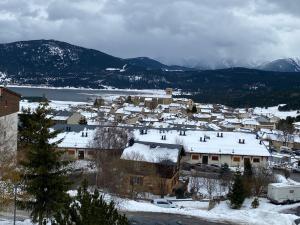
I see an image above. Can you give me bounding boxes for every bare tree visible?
[189,176,202,199]
[252,166,275,196]
[202,178,218,199]
[91,127,129,191]
[156,157,176,198]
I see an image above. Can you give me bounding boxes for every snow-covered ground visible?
[20,100,92,112]
[253,105,300,119]
[119,197,299,225]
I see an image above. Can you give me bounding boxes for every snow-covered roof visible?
[121,142,181,164]
[241,118,260,126]
[133,129,270,157]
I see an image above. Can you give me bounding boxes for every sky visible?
[0,0,300,67]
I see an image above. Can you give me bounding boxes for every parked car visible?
[294,150,300,156]
[280,149,292,155]
[151,199,176,208]
[293,167,300,173]
[194,163,220,172]
[280,146,293,154]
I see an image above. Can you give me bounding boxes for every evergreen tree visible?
[243,160,253,197]
[219,163,232,186]
[251,197,259,208]
[228,171,246,209]
[21,103,70,225]
[191,105,197,113]
[56,180,129,225]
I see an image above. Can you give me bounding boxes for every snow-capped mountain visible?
[257,58,300,72]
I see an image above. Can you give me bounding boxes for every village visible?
[1,86,300,225]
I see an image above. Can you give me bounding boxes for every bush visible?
[251,197,259,208]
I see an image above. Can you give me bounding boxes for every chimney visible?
[242,139,245,144]
[180,130,182,136]
[85,132,88,137]
[200,137,203,142]
[238,139,241,144]
[161,135,164,140]
[82,132,84,137]
[220,133,223,138]
[203,137,206,142]
[217,132,219,137]
[183,131,186,136]
[259,140,262,145]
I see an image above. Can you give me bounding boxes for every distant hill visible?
[0,39,126,75]
[124,57,192,71]
[257,58,300,72]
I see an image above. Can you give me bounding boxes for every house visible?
[261,132,300,150]
[51,111,86,125]
[51,124,127,160]
[294,122,300,133]
[133,129,270,168]
[0,87,21,152]
[120,141,183,195]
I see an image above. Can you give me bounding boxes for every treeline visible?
[11,67,300,108]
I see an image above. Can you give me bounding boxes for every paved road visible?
[0,211,238,225]
[126,212,237,225]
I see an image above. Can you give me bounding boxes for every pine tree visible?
[56,180,129,225]
[21,103,70,225]
[243,160,253,197]
[228,171,246,209]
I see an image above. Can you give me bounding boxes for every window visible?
[68,150,75,155]
[191,154,200,160]
[130,176,143,185]
[290,190,294,193]
[211,156,219,161]
[233,157,240,162]
[253,158,260,163]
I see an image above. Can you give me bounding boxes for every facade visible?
[0,87,21,153]
[120,141,183,195]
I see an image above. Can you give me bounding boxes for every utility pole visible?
[13,183,18,225]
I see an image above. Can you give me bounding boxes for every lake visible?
[8,86,163,102]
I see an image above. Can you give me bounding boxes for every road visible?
[0,211,238,225]
[126,212,237,225]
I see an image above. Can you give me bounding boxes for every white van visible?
[268,183,300,204]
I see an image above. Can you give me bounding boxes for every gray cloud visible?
[0,0,299,67]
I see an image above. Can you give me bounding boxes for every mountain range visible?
[0,39,300,109]
[0,39,299,73]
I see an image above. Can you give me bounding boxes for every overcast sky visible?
[0,0,299,67]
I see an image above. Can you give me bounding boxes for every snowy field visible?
[20,100,92,112]
[253,105,300,119]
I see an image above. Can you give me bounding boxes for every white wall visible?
[0,112,18,153]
